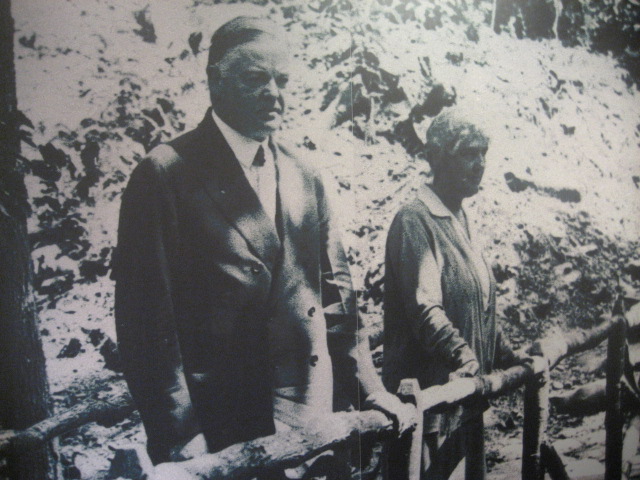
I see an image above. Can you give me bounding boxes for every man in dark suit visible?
[113,16,415,468]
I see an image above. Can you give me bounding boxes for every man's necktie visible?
[251,144,275,224]
[253,145,266,167]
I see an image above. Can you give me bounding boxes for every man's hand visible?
[168,433,208,462]
[363,390,418,437]
[154,463,196,480]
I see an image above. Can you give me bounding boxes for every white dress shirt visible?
[211,109,277,224]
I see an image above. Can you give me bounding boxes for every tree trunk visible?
[0,1,56,478]
[522,364,550,480]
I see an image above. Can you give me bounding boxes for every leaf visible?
[18,33,36,49]
[16,109,34,129]
[133,7,156,44]
[39,142,69,169]
[19,128,36,148]
[188,32,202,56]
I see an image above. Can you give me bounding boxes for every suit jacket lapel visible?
[175,110,282,269]
[275,146,317,242]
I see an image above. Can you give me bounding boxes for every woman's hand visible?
[449,344,480,380]
[449,358,480,381]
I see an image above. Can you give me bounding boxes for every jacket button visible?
[250,264,262,275]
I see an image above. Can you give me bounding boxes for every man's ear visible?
[207,64,221,90]
[427,155,444,179]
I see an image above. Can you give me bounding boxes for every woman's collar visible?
[416,184,454,218]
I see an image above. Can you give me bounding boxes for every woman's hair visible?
[207,16,283,67]
[424,107,489,172]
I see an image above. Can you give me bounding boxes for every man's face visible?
[442,134,488,198]
[209,35,289,141]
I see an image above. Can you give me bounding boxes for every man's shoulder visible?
[167,123,204,157]
[139,117,206,175]
[134,143,185,179]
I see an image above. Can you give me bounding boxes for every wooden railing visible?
[0,305,637,480]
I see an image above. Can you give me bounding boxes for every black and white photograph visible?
[1,0,639,479]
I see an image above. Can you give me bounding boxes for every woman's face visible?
[440,133,489,198]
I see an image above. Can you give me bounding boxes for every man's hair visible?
[207,16,282,67]
[424,107,488,170]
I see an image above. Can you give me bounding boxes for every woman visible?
[382,107,522,479]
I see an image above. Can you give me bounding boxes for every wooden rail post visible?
[605,314,627,480]
[397,379,423,480]
[540,443,570,480]
[522,360,550,480]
